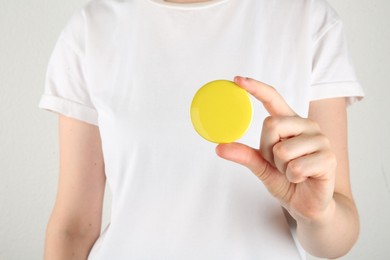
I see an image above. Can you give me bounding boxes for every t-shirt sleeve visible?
[310,19,364,106]
[39,12,98,126]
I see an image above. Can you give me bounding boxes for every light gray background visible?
[0,0,389,259]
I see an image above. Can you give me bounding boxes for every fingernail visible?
[234,76,247,82]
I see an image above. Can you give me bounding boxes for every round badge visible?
[190,80,253,143]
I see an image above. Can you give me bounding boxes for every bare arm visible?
[44,115,106,260]
[295,97,359,257]
[216,77,359,258]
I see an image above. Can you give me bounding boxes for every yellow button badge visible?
[190,80,253,143]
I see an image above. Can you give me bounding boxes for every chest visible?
[85,6,312,145]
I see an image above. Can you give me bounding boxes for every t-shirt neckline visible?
[146,0,230,10]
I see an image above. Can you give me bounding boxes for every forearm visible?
[296,193,359,258]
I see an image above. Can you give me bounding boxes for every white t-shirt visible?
[39,0,364,259]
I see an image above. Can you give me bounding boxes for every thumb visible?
[216,143,291,202]
[215,143,277,183]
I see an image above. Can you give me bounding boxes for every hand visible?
[216,76,337,225]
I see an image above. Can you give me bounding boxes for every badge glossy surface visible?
[190,80,253,143]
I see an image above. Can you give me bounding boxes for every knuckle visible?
[312,133,331,148]
[268,85,278,96]
[319,134,331,146]
[263,116,280,132]
[272,142,290,161]
[307,118,321,131]
[254,163,270,180]
[262,85,278,103]
[286,161,304,181]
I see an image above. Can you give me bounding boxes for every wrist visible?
[294,194,359,258]
[294,198,337,229]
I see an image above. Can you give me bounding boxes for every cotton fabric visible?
[39,0,364,259]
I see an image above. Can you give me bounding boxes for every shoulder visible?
[255,0,340,22]
[269,0,342,40]
[310,0,340,23]
[60,0,137,49]
[270,0,339,19]
[83,0,137,20]
[309,0,343,42]
[64,0,137,29]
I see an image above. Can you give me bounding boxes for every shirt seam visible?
[311,80,359,87]
[145,0,230,11]
[312,19,341,47]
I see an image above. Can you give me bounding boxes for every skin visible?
[45,77,359,259]
[216,77,359,258]
[164,0,211,3]
[45,1,359,258]
[44,116,106,259]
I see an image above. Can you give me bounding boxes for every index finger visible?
[234,76,296,117]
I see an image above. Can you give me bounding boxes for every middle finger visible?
[260,116,321,166]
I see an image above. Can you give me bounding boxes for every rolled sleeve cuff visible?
[310,81,365,106]
[39,94,98,126]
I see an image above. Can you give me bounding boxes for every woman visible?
[40,0,364,259]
